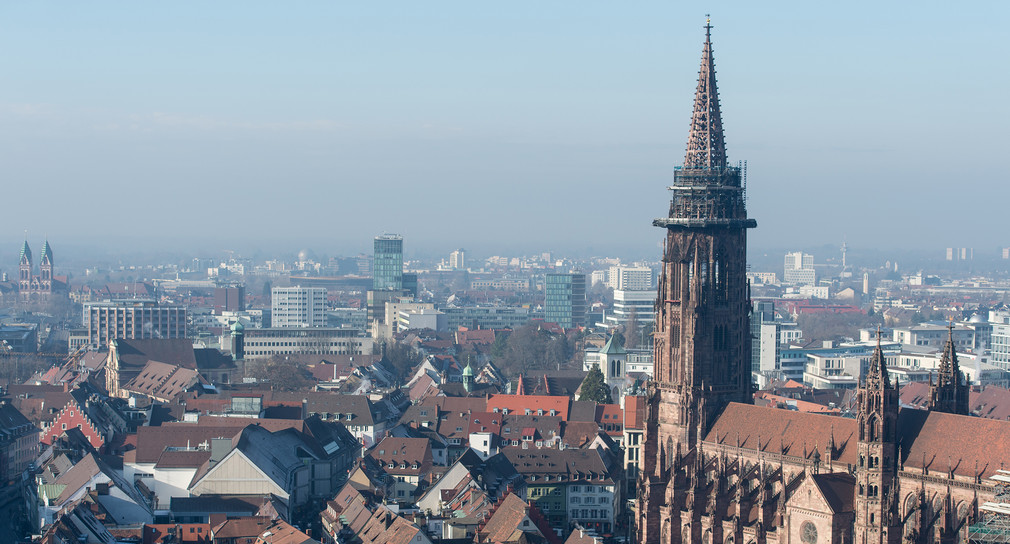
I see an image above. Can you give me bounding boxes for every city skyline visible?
[2,3,1008,255]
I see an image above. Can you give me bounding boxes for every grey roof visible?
[233,425,325,490]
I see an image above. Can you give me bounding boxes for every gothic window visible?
[800,521,818,544]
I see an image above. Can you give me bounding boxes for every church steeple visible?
[929,323,970,415]
[854,332,902,544]
[684,17,727,170]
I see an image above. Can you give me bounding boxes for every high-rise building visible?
[607,265,653,291]
[373,234,403,291]
[544,273,586,328]
[783,251,815,285]
[214,285,245,312]
[449,249,465,270]
[271,286,326,328]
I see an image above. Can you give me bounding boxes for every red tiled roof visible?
[487,394,569,420]
[704,403,857,465]
[899,409,1010,479]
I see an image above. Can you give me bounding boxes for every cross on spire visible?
[683,16,727,170]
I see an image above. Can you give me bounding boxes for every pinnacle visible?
[683,20,727,170]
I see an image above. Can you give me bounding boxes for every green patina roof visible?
[601,335,626,355]
[19,240,31,262]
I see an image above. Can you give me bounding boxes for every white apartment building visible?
[606,265,653,291]
[271,286,326,327]
[783,251,815,285]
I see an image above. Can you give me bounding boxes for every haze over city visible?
[2,2,1008,257]
[4,4,1010,544]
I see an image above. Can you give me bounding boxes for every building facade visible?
[271,286,327,327]
[783,252,816,286]
[545,272,587,328]
[241,327,372,358]
[84,300,187,347]
[373,234,403,291]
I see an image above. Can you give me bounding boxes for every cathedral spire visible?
[866,329,891,389]
[683,16,727,170]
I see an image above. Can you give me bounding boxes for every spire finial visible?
[683,17,727,169]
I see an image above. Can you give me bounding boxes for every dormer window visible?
[537,409,543,416]
[525,409,532,415]
[549,410,556,416]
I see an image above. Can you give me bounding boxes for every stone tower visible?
[39,239,54,293]
[853,335,902,544]
[928,324,970,415]
[638,19,756,544]
[18,240,32,296]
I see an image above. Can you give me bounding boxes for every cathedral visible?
[18,239,56,301]
[637,21,1010,544]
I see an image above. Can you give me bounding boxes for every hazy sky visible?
[1,2,1007,259]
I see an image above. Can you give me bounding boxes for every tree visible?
[382,341,423,383]
[249,356,314,391]
[624,307,640,349]
[578,363,612,404]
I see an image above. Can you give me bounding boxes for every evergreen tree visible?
[578,363,612,404]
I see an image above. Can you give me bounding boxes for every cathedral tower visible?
[928,324,970,415]
[639,19,755,544]
[853,335,902,544]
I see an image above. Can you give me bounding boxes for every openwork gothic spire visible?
[683,18,727,170]
[866,329,891,389]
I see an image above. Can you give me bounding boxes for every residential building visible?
[85,300,187,348]
[368,436,433,502]
[271,286,326,328]
[503,448,623,535]
[545,273,587,329]
[606,265,653,291]
[783,251,815,285]
[449,248,465,270]
[0,401,39,481]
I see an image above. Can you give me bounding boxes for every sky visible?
[1,2,1008,260]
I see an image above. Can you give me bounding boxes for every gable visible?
[190,449,288,499]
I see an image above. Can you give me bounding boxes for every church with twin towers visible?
[636,19,1009,544]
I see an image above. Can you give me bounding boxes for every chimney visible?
[302,398,309,420]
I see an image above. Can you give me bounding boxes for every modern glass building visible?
[545,272,587,328]
[373,234,403,291]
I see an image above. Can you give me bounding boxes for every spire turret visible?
[684,17,727,170]
[19,240,32,265]
[929,322,970,415]
[866,329,891,389]
[41,239,53,265]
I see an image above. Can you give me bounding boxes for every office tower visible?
[545,273,586,328]
[373,234,403,291]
